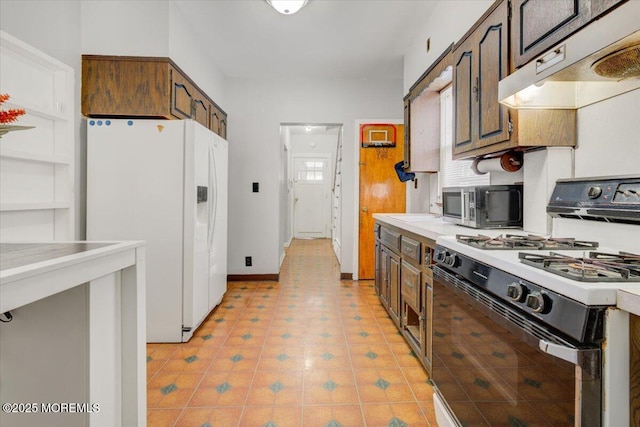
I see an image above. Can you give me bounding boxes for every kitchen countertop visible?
[373,213,513,240]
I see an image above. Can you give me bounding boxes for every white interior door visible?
[293,155,330,239]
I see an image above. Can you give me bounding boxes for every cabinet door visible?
[512,0,590,68]
[210,110,221,135]
[170,67,194,120]
[453,39,474,153]
[453,0,512,157]
[192,98,209,128]
[219,118,227,139]
[476,0,511,148]
[388,250,401,326]
[379,246,390,309]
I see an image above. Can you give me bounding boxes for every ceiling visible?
[173,0,438,80]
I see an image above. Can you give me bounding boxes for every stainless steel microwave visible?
[442,184,523,229]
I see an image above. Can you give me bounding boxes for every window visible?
[297,160,324,182]
[438,86,490,191]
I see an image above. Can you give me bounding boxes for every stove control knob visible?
[526,292,546,313]
[588,186,602,199]
[434,249,447,264]
[507,282,526,301]
[445,253,459,268]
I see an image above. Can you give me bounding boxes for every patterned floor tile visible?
[146,239,432,425]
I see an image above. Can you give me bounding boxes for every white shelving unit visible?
[0,30,75,241]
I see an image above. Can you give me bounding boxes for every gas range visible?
[432,176,640,427]
[435,235,640,307]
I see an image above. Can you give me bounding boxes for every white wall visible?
[291,133,338,162]
[225,77,403,275]
[403,0,492,95]
[574,89,640,178]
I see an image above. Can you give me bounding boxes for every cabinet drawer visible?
[401,236,421,264]
[380,227,401,251]
[401,260,420,310]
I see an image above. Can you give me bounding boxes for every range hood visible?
[499,1,640,109]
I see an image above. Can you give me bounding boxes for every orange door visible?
[358,124,405,279]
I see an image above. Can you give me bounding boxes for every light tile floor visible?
[147,238,437,426]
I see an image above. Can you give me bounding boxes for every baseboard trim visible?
[340,273,353,280]
[227,274,279,282]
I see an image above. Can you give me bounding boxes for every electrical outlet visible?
[252,182,259,193]
[245,256,252,267]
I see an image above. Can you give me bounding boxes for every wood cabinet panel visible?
[170,66,195,119]
[511,0,626,69]
[82,55,227,138]
[388,250,401,326]
[82,57,170,118]
[453,46,474,151]
[477,18,509,147]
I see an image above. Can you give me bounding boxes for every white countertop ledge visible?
[617,288,640,317]
[0,240,145,312]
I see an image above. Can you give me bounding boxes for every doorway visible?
[279,124,342,265]
[292,154,331,238]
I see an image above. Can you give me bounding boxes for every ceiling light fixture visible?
[266,0,309,15]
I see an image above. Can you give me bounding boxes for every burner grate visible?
[519,251,640,282]
[456,234,599,250]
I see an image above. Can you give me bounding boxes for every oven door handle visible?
[539,339,600,380]
[539,339,579,364]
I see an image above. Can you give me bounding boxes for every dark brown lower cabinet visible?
[375,221,434,375]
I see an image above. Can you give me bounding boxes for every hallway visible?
[147,239,436,426]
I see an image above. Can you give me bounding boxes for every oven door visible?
[432,266,601,427]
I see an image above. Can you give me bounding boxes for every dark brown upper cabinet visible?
[453,0,513,158]
[452,0,576,160]
[82,55,227,139]
[511,0,627,70]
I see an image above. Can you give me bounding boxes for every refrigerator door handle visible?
[208,145,216,248]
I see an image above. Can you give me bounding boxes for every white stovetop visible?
[436,235,640,306]
[374,213,640,307]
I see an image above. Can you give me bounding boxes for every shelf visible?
[0,201,71,212]
[2,97,71,123]
[0,148,71,165]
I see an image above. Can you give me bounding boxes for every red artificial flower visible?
[0,93,26,124]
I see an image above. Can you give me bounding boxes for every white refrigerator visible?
[86,119,228,342]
